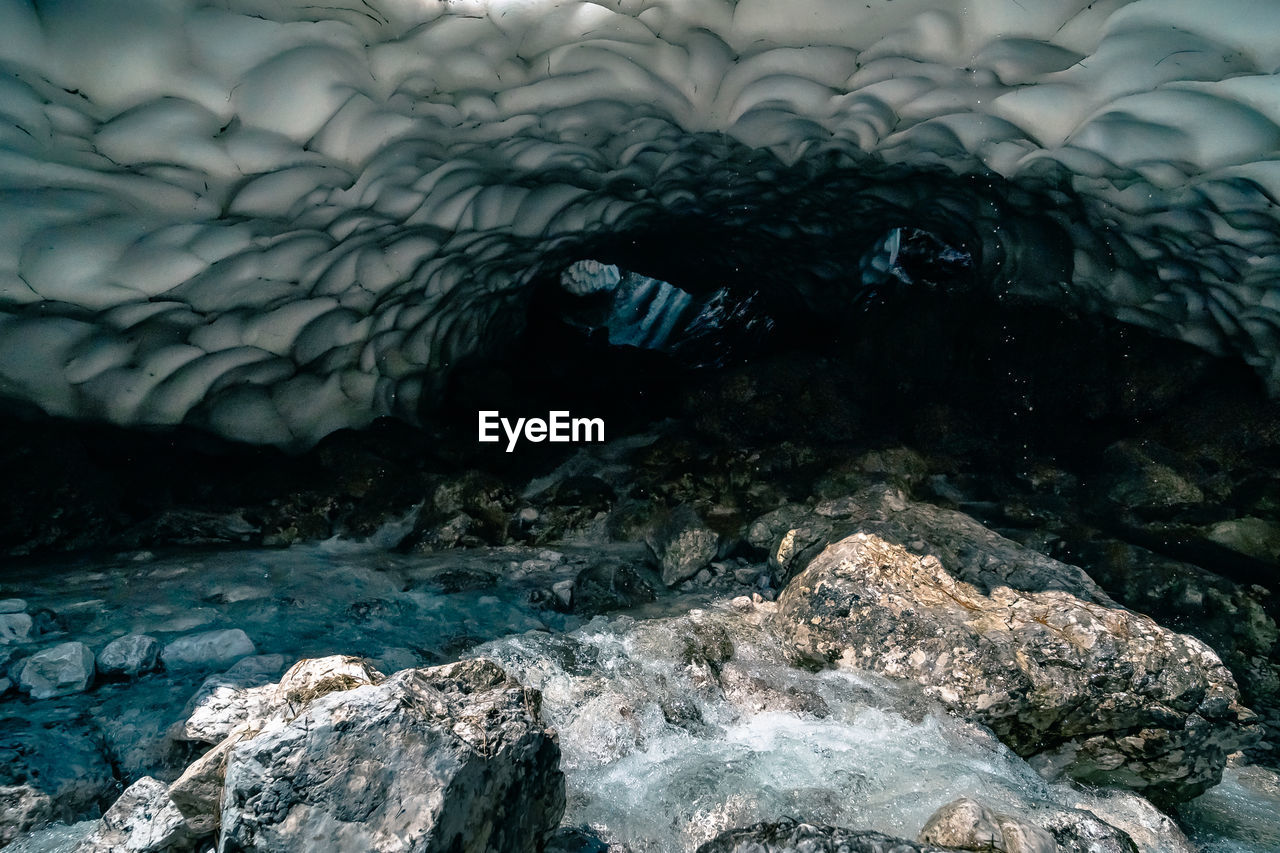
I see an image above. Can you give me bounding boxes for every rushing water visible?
[2,541,1278,851]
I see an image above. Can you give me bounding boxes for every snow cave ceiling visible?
[0,0,1278,447]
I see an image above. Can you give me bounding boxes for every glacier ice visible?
[0,0,1276,445]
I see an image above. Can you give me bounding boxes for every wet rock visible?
[1066,538,1280,761]
[1100,442,1204,516]
[648,504,719,587]
[696,820,951,853]
[751,486,1106,598]
[570,558,657,615]
[0,599,25,614]
[0,613,33,645]
[4,821,97,852]
[17,642,94,699]
[0,721,116,827]
[1204,517,1280,563]
[182,662,281,744]
[1036,810,1138,853]
[71,777,191,853]
[96,634,160,679]
[167,734,239,837]
[776,532,1258,802]
[160,629,255,672]
[543,825,619,853]
[0,785,53,848]
[919,798,1058,853]
[0,677,10,695]
[91,690,202,784]
[219,659,564,852]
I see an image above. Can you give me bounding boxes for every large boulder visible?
[776,532,1258,802]
[217,658,565,852]
[750,486,1106,600]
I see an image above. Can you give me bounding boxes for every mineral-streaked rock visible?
[776,532,1257,802]
[17,642,95,699]
[648,505,719,587]
[160,629,255,671]
[918,798,1058,853]
[97,634,160,678]
[750,485,1107,598]
[0,785,53,848]
[697,820,956,853]
[219,658,565,852]
[72,777,190,853]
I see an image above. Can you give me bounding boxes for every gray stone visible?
[182,670,277,745]
[0,599,26,614]
[0,677,10,695]
[1101,441,1203,512]
[552,579,575,609]
[168,735,240,837]
[919,798,1057,853]
[697,821,951,853]
[72,777,190,853]
[0,612,33,645]
[647,505,719,587]
[1205,517,1280,562]
[17,643,94,699]
[753,486,1108,597]
[96,634,160,678]
[219,658,564,852]
[0,785,53,848]
[776,532,1258,802]
[161,629,255,671]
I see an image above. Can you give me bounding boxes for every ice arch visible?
[0,0,1277,446]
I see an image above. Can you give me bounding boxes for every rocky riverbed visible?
[3,400,1280,852]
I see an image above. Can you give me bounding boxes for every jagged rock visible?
[219,658,564,852]
[776,532,1257,802]
[167,734,240,837]
[0,785,53,847]
[1035,810,1138,853]
[17,642,94,699]
[919,798,1058,853]
[696,820,955,853]
[648,504,719,587]
[0,613,34,645]
[1066,538,1280,762]
[749,486,1107,597]
[160,629,255,671]
[97,634,160,678]
[72,777,191,853]
[182,657,287,744]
